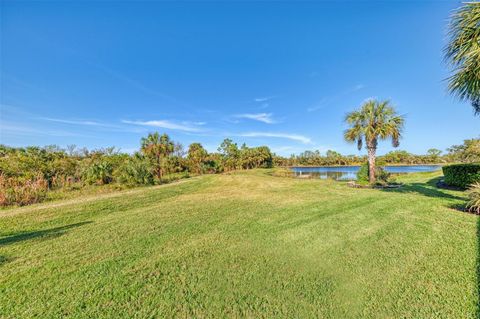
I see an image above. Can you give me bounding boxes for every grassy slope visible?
[0,170,477,318]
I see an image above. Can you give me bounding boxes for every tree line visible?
[274,139,479,167]
[0,133,273,206]
[1,130,478,206]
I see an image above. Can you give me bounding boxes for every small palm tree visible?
[344,99,405,183]
[141,132,174,180]
[445,2,480,115]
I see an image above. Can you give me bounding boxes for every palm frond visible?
[445,2,480,112]
[344,99,404,150]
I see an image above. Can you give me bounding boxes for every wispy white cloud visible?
[254,96,275,102]
[40,116,206,134]
[352,84,365,91]
[0,122,90,138]
[40,116,208,134]
[122,120,203,132]
[235,113,277,124]
[37,116,151,134]
[238,132,312,144]
[39,117,107,126]
[190,121,207,126]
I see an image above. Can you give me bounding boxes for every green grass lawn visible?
[0,170,478,318]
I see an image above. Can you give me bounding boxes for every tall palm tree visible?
[445,2,480,115]
[140,132,174,180]
[344,99,405,183]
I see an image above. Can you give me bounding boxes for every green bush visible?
[357,162,390,184]
[203,159,223,174]
[466,183,480,214]
[118,154,154,186]
[442,163,480,189]
[83,161,114,185]
[356,163,369,183]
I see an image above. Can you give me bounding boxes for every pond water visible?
[290,165,442,181]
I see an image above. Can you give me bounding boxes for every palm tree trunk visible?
[367,146,376,184]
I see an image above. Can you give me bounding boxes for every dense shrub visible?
[118,154,154,186]
[356,163,369,183]
[83,161,114,185]
[239,146,273,169]
[356,162,391,184]
[442,163,480,189]
[203,158,223,174]
[0,175,48,206]
[466,183,480,214]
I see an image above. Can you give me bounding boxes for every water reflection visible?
[291,165,441,181]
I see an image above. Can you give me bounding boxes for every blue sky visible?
[1,1,478,156]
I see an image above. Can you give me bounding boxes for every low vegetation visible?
[443,163,480,189]
[0,170,476,318]
[356,162,391,186]
[0,174,48,206]
[466,183,480,214]
[1,138,479,207]
[0,135,273,207]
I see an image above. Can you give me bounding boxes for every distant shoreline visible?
[288,164,445,168]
